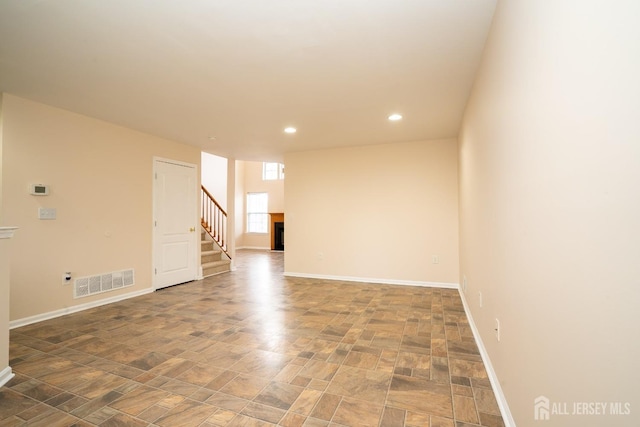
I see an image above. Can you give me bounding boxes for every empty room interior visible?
[0,1,638,426]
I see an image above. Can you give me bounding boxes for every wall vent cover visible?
[74,268,135,299]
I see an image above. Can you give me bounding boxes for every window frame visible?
[262,162,285,180]
[246,192,269,233]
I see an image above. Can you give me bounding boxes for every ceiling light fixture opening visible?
[284,127,297,134]
[388,114,403,121]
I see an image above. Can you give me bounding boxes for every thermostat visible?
[30,184,49,196]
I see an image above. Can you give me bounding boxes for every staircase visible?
[200,185,231,277]
[201,230,231,277]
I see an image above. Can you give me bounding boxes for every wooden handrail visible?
[201,185,228,217]
[201,185,230,258]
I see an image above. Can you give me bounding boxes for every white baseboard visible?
[236,246,271,251]
[0,366,14,388]
[458,289,516,427]
[283,271,459,289]
[10,288,154,329]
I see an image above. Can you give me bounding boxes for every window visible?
[263,162,285,180]
[247,192,268,233]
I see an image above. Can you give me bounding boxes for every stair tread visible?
[201,250,221,255]
[202,260,231,268]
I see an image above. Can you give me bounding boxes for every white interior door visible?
[153,159,198,290]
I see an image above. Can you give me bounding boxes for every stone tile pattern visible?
[1,251,504,426]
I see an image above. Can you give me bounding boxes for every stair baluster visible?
[201,185,230,258]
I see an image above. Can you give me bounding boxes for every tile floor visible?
[1,250,504,426]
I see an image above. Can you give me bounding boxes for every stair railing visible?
[201,185,230,257]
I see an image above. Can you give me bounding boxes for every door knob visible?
[189,227,195,232]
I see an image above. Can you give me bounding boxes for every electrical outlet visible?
[432,255,439,264]
[495,318,501,341]
[478,291,482,308]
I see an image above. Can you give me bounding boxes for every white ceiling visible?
[0,0,496,161]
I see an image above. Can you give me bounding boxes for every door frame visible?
[152,157,200,290]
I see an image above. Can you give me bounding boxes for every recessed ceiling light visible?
[284,127,297,134]
[388,114,403,121]
[208,136,216,141]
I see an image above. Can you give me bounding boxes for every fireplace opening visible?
[274,222,284,251]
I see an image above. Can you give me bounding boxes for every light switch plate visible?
[38,207,57,220]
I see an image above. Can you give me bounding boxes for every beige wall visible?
[240,161,285,250]
[0,93,3,214]
[2,94,200,322]
[285,139,459,284]
[0,93,9,382]
[0,237,11,384]
[233,160,245,250]
[459,1,640,425]
[201,152,228,211]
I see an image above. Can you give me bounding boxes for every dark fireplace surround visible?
[270,213,284,251]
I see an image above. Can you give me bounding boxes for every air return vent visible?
[74,268,135,299]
